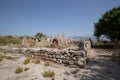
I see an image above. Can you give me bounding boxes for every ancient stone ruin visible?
[51,39,59,48]
[0,40,91,68]
[0,47,87,68]
[0,33,92,68]
[79,40,91,54]
[22,35,29,47]
[35,33,71,48]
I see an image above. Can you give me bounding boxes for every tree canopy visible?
[94,6,120,42]
[35,32,46,41]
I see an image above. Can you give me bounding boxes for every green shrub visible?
[95,41,104,45]
[43,70,55,77]
[14,67,23,74]
[23,58,30,65]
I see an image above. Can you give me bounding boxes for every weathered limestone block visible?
[72,57,77,61]
[69,65,78,68]
[68,60,74,65]
[49,57,52,60]
[65,56,70,60]
[52,54,56,58]
[53,58,57,62]
[60,55,65,59]
[56,55,61,59]
[59,59,62,63]
[75,57,85,68]
[56,59,62,64]
[48,55,52,58]
[66,52,71,56]
[62,59,67,64]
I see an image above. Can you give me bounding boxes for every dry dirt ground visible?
[0,49,120,80]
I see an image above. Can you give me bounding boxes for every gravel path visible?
[0,49,120,80]
[81,49,120,80]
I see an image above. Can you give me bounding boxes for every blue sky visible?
[0,0,120,36]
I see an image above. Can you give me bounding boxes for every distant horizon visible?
[0,32,98,38]
[0,0,120,37]
[0,33,95,37]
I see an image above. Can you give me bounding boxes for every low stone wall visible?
[0,47,88,68]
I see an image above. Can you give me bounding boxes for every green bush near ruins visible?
[23,58,30,65]
[35,32,46,42]
[14,67,29,74]
[14,67,23,74]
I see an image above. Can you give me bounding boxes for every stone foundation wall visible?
[0,47,88,68]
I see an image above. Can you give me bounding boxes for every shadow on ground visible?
[67,49,120,80]
[79,51,120,80]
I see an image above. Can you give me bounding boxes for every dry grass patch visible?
[6,56,13,60]
[23,58,30,65]
[33,56,41,64]
[44,61,51,66]
[43,70,55,78]
[0,56,4,61]
[0,49,3,53]
[14,67,23,74]
[14,67,29,74]
[30,56,41,64]
[0,56,13,60]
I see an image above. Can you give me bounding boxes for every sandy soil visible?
[0,49,120,80]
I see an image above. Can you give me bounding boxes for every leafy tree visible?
[35,32,46,41]
[94,6,120,48]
